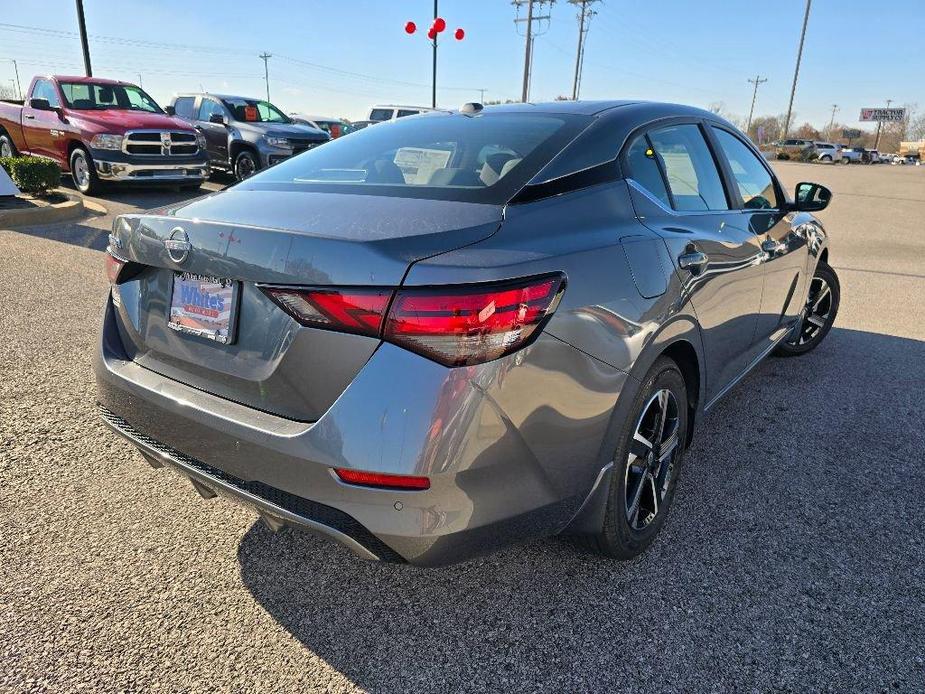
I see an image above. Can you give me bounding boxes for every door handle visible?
[678,251,708,270]
[761,239,786,255]
[24,114,35,120]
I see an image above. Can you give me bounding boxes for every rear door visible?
[624,121,765,402]
[709,125,809,355]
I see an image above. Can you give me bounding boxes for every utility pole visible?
[137,73,143,88]
[874,98,892,149]
[75,0,92,76]
[259,52,272,102]
[7,60,22,100]
[569,0,599,100]
[827,104,838,138]
[514,0,553,103]
[745,75,767,136]
[783,0,811,138]
[478,88,486,102]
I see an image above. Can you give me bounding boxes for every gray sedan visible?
[96,101,838,566]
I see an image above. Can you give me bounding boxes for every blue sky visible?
[0,0,921,130]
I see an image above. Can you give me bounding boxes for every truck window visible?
[32,79,61,108]
[173,97,195,120]
[198,99,225,122]
[369,108,393,122]
[396,109,420,118]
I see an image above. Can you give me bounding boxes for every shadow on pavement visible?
[8,221,111,251]
[237,327,925,691]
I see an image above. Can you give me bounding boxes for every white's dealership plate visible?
[167,272,239,344]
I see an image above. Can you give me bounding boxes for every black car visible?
[168,93,329,180]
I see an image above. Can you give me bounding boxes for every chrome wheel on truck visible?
[69,148,101,195]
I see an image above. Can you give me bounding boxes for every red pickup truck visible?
[0,75,210,194]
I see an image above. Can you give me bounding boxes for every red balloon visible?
[455,27,465,40]
[405,21,416,34]
[434,17,447,32]
[427,26,437,40]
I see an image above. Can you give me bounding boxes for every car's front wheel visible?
[70,147,101,195]
[233,149,259,181]
[592,357,688,559]
[821,155,832,162]
[775,262,840,357]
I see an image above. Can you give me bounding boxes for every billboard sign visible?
[860,108,906,122]
[842,128,862,139]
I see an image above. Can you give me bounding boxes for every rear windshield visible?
[237,112,591,204]
[60,82,163,113]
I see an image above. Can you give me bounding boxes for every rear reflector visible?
[260,287,391,337]
[259,273,565,366]
[384,274,565,367]
[334,468,431,490]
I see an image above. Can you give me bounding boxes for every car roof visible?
[370,104,434,110]
[51,75,132,86]
[291,114,342,122]
[174,93,266,102]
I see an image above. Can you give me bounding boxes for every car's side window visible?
[647,124,728,211]
[396,109,419,118]
[624,135,671,208]
[32,79,61,108]
[198,99,224,122]
[173,96,195,120]
[711,127,779,210]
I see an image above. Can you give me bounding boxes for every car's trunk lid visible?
[110,189,502,421]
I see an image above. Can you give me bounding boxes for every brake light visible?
[384,274,565,366]
[334,468,430,490]
[260,287,391,336]
[259,273,565,366]
[105,250,126,284]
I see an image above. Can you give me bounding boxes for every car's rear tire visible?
[591,356,689,559]
[70,147,101,195]
[0,134,17,158]
[821,155,832,163]
[842,157,850,164]
[774,262,840,357]
[233,149,259,181]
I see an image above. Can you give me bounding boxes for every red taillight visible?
[105,251,126,284]
[384,274,565,366]
[334,468,430,490]
[259,273,565,366]
[260,287,391,336]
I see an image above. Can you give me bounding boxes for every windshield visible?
[59,82,163,113]
[222,98,290,123]
[237,112,591,204]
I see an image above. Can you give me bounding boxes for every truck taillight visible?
[259,274,566,367]
[105,249,126,284]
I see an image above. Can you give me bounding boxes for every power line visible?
[745,75,767,135]
[259,52,272,102]
[783,0,812,138]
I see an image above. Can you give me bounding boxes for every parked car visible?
[813,141,842,163]
[168,93,329,180]
[840,147,871,164]
[866,149,882,164]
[348,120,378,132]
[97,101,837,567]
[368,104,436,122]
[775,138,815,160]
[0,75,209,194]
[288,114,353,139]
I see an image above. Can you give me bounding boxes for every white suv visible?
[813,142,842,163]
[367,105,436,122]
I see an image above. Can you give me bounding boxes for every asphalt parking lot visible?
[2,162,924,692]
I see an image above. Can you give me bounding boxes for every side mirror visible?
[209,112,227,125]
[792,182,832,212]
[28,97,52,111]
[164,105,176,116]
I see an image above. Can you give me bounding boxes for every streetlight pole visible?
[75,0,92,77]
[9,60,22,100]
[521,0,534,103]
[783,0,811,138]
[431,0,438,109]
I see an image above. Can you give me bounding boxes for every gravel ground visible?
[1,163,924,692]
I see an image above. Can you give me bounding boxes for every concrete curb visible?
[0,190,106,228]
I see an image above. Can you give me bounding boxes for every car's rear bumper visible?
[95,293,628,566]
